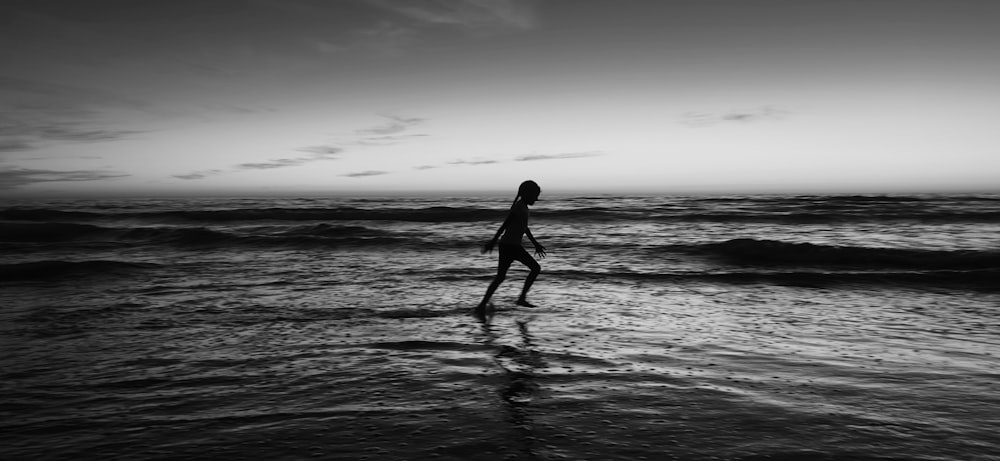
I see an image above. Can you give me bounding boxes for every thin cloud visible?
[0,139,33,152]
[236,158,311,170]
[201,104,276,115]
[272,1,537,57]
[721,106,789,122]
[235,143,344,170]
[515,151,602,162]
[297,145,344,157]
[369,0,536,31]
[176,151,341,179]
[36,126,144,143]
[0,119,143,150]
[414,165,438,170]
[0,76,150,152]
[0,167,128,189]
[173,170,223,180]
[0,76,149,111]
[357,115,426,136]
[443,151,600,167]
[56,1,533,58]
[343,170,389,178]
[173,115,417,181]
[357,133,429,146]
[680,106,790,127]
[173,147,342,180]
[348,20,420,55]
[352,115,429,147]
[448,159,499,166]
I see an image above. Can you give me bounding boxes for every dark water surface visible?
[3,194,999,460]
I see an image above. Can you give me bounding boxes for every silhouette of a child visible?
[476,180,546,317]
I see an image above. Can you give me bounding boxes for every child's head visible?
[517,180,541,205]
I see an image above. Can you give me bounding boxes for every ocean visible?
[2,193,999,460]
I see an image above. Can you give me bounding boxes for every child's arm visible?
[525,227,546,258]
[482,214,511,254]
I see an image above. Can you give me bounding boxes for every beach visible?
[2,194,999,460]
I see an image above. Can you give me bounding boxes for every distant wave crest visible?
[0,260,160,281]
[0,222,111,242]
[543,266,1000,291]
[5,200,1000,224]
[694,238,1000,270]
[0,221,419,248]
[1,206,499,223]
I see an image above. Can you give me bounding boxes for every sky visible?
[2,0,999,197]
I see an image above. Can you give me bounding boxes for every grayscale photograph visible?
[2,1,999,460]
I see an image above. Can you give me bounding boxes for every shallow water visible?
[3,194,999,460]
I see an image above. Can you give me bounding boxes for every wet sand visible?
[4,277,998,460]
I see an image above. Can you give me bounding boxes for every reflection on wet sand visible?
[482,318,546,460]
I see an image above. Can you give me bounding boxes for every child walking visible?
[476,180,546,317]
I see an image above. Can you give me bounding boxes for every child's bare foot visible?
[515,299,536,307]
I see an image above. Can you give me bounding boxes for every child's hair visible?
[512,180,541,207]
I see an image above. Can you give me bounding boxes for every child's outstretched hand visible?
[481,240,496,254]
[534,243,547,258]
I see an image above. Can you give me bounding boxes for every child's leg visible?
[479,256,513,308]
[512,249,541,306]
